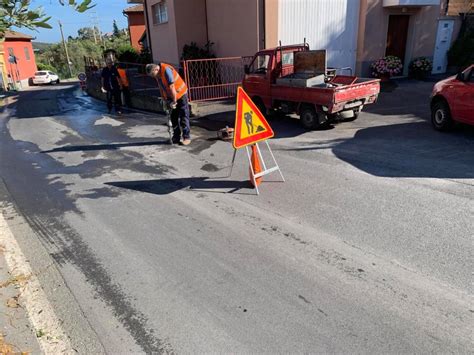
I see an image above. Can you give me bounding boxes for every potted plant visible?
[370,56,403,81]
[409,57,433,80]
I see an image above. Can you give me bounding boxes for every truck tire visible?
[431,100,453,131]
[300,106,328,130]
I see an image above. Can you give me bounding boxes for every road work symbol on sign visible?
[233,87,274,149]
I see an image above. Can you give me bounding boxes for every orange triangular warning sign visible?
[233,87,274,149]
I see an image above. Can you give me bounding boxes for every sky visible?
[12,0,132,43]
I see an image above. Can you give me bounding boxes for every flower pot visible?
[379,73,391,82]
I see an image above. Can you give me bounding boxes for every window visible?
[152,1,168,24]
[282,52,294,66]
[24,47,30,60]
[249,55,270,75]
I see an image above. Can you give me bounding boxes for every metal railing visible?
[182,56,253,102]
[84,56,254,102]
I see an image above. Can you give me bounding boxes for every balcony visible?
[383,0,440,6]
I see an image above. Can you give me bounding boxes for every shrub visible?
[370,56,403,78]
[181,41,215,60]
[116,45,139,63]
[37,62,58,73]
[447,32,474,68]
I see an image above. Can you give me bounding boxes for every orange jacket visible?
[159,63,187,100]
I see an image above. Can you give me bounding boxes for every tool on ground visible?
[160,98,174,145]
[217,126,234,141]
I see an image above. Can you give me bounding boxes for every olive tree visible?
[0,0,94,36]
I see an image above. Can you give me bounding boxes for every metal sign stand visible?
[229,141,285,195]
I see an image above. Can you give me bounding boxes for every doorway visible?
[386,15,410,65]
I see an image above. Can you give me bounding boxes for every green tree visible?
[77,26,96,41]
[0,0,95,36]
[37,62,58,72]
[36,28,133,79]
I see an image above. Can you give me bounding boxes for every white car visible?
[32,71,60,85]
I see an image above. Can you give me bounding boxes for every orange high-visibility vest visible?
[117,68,129,87]
[159,63,187,100]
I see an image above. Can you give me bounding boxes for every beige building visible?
[131,0,466,76]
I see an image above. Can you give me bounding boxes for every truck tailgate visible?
[333,79,380,104]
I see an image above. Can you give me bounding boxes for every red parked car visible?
[430,64,474,131]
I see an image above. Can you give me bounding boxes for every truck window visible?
[282,52,294,65]
[249,55,270,75]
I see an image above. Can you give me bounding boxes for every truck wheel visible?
[300,106,327,130]
[431,100,453,131]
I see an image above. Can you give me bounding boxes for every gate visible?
[183,56,253,102]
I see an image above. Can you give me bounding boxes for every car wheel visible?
[300,106,328,130]
[431,100,453,131]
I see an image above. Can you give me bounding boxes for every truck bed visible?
[271,76,380,113]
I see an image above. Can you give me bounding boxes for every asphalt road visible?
[0,81,472,353]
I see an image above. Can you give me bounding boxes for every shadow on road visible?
[41,140,170,153]
[105,177,252,195]
[285,121,474,179]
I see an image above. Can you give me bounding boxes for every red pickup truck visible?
[242,44,380,129]
[430,64,474,131]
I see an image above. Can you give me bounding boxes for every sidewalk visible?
[0,246,42,354]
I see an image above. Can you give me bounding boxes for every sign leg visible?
[255,142,268,171]
[228,148,237,177]
[265,140,285,182]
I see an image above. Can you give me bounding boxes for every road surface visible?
[0,82,472,353]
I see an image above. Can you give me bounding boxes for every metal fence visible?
[84,56,253,102]
[182,56,253,102]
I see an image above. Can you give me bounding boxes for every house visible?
[135,0,463,76]
[1,30,38,89]
[123,4,147,51]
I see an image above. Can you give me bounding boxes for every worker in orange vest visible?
[117,64,131,107]
[146,62,191,145]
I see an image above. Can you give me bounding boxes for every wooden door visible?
[386,15,410,64]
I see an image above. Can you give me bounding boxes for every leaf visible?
[32,20,52,29]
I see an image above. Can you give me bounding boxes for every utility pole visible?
[92,25,98,44]
[90,12,105,48]
[58,20,73,78]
